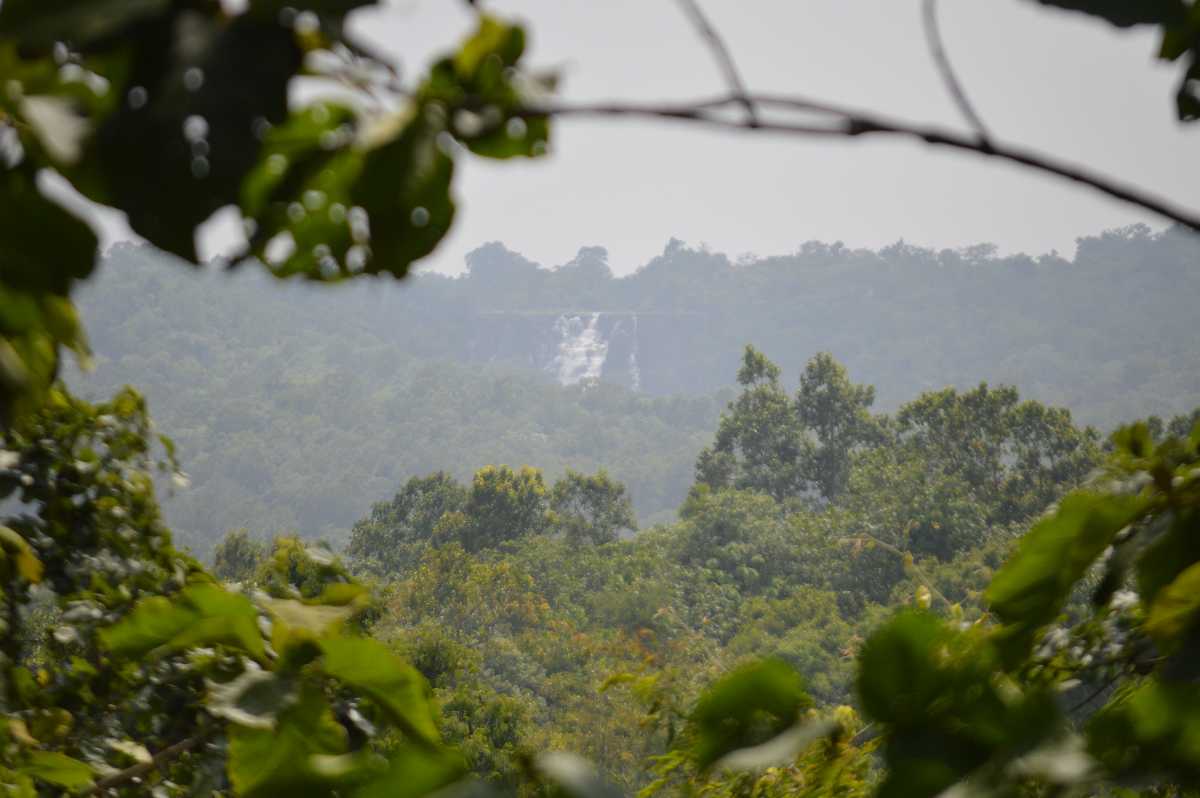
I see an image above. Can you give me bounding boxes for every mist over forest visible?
[70,224,1200,550]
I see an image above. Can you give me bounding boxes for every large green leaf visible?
[533,752,623,798]
[1030,0,1188,27]
[687,658,811,770]
[92,13,300,260]
[227,686,364,798]
[986,491,1148,656]
[20,751,93,790]
[207,666,298,730]
[353,746,466,798]
[857,612,948,726]
[1145,560,1200,645]
[858,612,1061,798]
[425,16,553,160]
[319,638,439,744]
[0,0,169,47]
[0,170,97,296]
[350,109,456,277]
[100,584,266,661]
[1136,507,1200,602]
[1088,681,1200,784]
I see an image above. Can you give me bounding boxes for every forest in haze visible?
[4,0,1200,796]
[71,224,1200,550]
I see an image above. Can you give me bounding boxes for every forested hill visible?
[380,223,1200,425]
[68,245,725,552]
[69,224,1200,551]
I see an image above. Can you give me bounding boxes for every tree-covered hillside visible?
[398,224,1200,425]
[68,245,725,552]
[71,226,1200,551]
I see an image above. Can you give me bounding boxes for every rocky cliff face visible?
[460,311,719,395]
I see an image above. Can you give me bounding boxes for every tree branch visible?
[518,93,1200,233]
[673,0,759,126]
[922,0,991,142]
[83,733,209,795]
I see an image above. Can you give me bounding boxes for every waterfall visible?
[628,313,641,392]
[551,313,609,386]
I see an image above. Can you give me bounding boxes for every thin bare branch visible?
[922,0,991,142]
[673,0,759,126]
[517,93,1200,233]
[83,733,209,795]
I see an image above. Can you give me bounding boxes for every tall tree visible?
[549,468,637,545]
[796,352,881,500]
[695,346,811,503]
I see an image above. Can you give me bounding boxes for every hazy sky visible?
[344,0,1198,275]
[81,1,1196,276]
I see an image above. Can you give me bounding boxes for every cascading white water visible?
[551,312,609,386]
[628,313,641,392]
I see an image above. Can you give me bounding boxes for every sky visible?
[87,0,1198,276]
[343,0,1198,275]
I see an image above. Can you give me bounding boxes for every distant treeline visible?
[391,223,1200,423]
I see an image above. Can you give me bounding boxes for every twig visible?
[516,93,1200,233]
[83,733,209,795]
[1066,673,1119,715]
[921,0,991,142]
[673,0,759,126]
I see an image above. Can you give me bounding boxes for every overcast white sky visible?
[334,0,1197,275]
[80,1,1193,275]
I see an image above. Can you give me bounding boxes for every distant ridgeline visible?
[375,225,1200,424]
[68,224,1200,549]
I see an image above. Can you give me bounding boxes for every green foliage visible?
[550,469,638,545]
[852,415,1200,798]
[348,473,468,575]
[1030,0,1200,119]
[0,386,455,796]
[213,528,268,583]
[0,2,554,428]
[696,346,812,502]
[795,352,881,499]
[687,659,811,770]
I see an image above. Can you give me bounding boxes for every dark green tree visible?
[436,465,550,553]
[347,472,468,576]
[212,528,267,583]
[895,383,1100,524]
[695,346,810,503]
[549,468,637,545]
[795,352,882,500]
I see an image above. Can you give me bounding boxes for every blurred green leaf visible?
[712,717,840,772]
[1088,681,1200,784]
[534,752,623,798]
[20,750,93,790]
[0,525,43,583]
[92,13,300,260]
[986,491,1148,657]
[101,583,266,661]
[1030,0,1187,27]
[0,0,169,47]
[859,611,1060,798]
[353,746,466,798]
[688,658,810,770]
[207,665,298,730]
[320,637,439,744]
[1145,560,1200,645]
[0,170,97,296]
[227,685,359,798]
